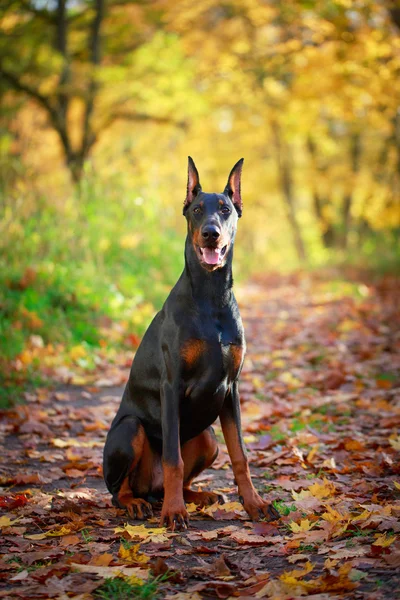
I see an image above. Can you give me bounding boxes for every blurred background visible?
[0,0,399,403]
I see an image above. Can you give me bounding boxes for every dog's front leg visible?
[159,379,189,530]
[220,381,280,521]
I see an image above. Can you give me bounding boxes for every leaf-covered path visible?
[1,272,400,599]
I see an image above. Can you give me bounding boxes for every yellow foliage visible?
[308,479,336,499]
[25,525,72,540]
[289,519,317,533]
[118,543,150,564]
[0,516,20,528]
[279,560,314,584]
[114,523,169,542]
[372,533,397,547]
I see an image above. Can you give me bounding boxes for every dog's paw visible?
[160,499,189,531]
[240,493,280,522]
[124,498,153,520]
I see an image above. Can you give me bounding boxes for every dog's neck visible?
[184,237,234,309]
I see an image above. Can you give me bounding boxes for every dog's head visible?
[183,157,243,271]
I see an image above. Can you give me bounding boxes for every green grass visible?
[95,574,168,600]
[0,177,184,406]
[272,500,297,516]
[81,528,94,543]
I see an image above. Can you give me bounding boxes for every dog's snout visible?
[201,225,220,241]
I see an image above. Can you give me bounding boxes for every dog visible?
[103,157,279,530]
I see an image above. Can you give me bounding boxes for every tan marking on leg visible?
[221,417,278,521]
[163,462,184,500]
[116,424,153,519]
[221,418,254,502]
[160,461,188,529]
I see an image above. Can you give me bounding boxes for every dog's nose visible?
[202,225,220,241]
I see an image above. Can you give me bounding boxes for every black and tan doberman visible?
[103,157,279,529]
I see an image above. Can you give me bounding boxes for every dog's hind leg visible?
[103,416,154,519]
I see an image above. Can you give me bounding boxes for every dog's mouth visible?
[196,245,228,266]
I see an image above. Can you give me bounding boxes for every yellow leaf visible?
[52,438,102,448]
[114,523,168,542]
[389,436,400,451]
[0,516,20,528]
[279,371,302,388]
[289,519,316,533]
[25,525,72,540]
[203,501,245,516]
[324,558,338,569]
[69,345,87,361]
[118,543,150,564]
[291,489,312,501]
[394,481,400,491]
[322,457,336,469]
[279,561,314,582]
[186,503,198,513]
[373,533,396,547]
[321,505,349,523]
[125,575,145,586]
[306,445,319,464]
[308,478,336,499]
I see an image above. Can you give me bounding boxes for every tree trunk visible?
[341,132,361,250]
[306,136,335,248]
[272,121,307,262]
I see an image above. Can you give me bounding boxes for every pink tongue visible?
[202,247,221,265]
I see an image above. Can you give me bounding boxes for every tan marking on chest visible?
[181,339,207,368]
[230,345,244,373]
[222,344,244,379]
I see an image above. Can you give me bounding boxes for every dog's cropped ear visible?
[224,158,244,217]
[183,156,202,213]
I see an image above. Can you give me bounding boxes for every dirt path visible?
[1,272,400,599]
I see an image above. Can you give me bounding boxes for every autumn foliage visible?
[1,273,399,598]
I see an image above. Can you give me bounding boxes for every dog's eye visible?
[193,206,202,215]
[221,206,230,214]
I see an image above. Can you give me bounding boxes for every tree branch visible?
[0,68,72,158]
[98,111,187,134]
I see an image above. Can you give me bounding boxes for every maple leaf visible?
[308,478,336,499]
[279,561,314,583]
[118,543,150,564]
[289,519,317,533]
[203,500,246,520]
[321,504,350,523]
[114,523,169,543]
[291,489,312,501]
[372,533,397,547]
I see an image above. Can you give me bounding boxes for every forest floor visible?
[0,271,400,599]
